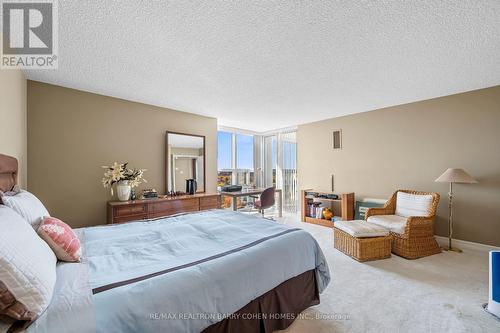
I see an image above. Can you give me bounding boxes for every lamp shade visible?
[435,168,478,183]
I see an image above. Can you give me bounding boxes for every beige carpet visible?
[271,213,499,333]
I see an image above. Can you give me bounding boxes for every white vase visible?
[116,180,131,201]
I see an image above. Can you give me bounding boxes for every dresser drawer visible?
[107,194,221,224]
[150,198,199,218]
[200,196,220,210]
[114,203,148,217]
[113,214,148,224]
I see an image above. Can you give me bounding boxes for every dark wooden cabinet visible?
[107,194,220,224]
[199,195,220,210]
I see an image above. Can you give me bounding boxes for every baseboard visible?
[435,236,500,251]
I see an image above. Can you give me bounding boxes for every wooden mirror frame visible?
[165,131,206,194]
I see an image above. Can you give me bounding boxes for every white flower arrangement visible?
[102,162,147,195]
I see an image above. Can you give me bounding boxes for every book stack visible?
[307,203,315,217]
[307,202,325,219]
[315,206,324,219]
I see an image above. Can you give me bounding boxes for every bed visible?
[0,154,330,333]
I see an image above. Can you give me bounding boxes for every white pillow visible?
[395,191,433,218]
[0,206,57,325]
[1,190,50,229]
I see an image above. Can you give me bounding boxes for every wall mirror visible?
[166,131,205,193]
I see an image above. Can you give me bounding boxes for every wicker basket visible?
[333,227,392,262]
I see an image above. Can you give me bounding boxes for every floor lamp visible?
[435,168,477,252]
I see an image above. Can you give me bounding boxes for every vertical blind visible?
[279,130,298,213]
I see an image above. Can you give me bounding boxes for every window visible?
[217,131,232,187]
[265,131,297,212]
[217,131,254,187]
[264,135,277,187]
[236,134,254,186]
[217,128,298,213]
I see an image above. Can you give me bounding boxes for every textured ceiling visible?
[26,1,500,131]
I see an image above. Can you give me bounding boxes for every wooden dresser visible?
[107,193,221,224]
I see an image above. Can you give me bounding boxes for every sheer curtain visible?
[279,130,298,213]
[257,130,298,213]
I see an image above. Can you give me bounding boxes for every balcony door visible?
[263,131,297,213]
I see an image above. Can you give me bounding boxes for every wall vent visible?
[333,129,342,150]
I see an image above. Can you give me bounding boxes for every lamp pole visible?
[446,181,462,252]
[436,168,477,253]
[448,182,453,250]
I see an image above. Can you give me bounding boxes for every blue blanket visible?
[29,210,330,333]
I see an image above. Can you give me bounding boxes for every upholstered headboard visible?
[0,154,18,192]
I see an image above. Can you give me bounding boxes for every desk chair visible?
[251,187,276,218]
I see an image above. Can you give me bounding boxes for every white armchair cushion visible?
[335,221,389,238]
[367,215,407,234]
[395,192,433,218]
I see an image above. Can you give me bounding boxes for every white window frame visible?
[218,126,298,212]
[218,126,256,186]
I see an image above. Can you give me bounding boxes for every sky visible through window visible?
[217,131,232,169]
[283,141,296,169]
[236,134,253,170]
[217,131,254,170]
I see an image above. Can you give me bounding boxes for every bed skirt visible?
[202,269,319,333]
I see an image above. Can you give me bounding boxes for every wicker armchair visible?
[365,190,441,259]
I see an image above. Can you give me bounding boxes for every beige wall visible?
[28,81,217,228]
[0,69,27,187]
[298,85,500,246]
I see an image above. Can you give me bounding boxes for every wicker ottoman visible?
[333,221,392,262]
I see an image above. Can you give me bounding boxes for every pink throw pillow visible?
[37,217,82,262]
